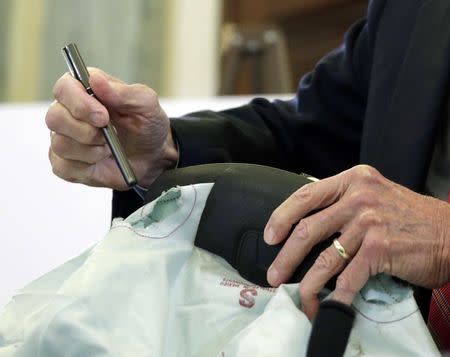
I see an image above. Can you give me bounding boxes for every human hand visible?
[264,165,450,319]
[46,68,178,190]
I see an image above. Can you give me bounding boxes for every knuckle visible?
[144,85,159,102]
[360,239,387,275]
[89,145,107,164]
[52,73,70,99]
[45,104,62,131]
[356,210,382,230]
[298,283,309,301]
[353,164,380,177]
[54,166,78,183]
[50,154,81,184]
[71,98,90,120]
[51,159,65,179]
[130,83,158,103]
[353,164,383,185]
[145,88,162,116]
[48,148,57,167]
[294,219,310,241]
[51,134,67,157]
[336,274,354,295]
[364,234,389,258]
[292,183,314,203]
[350,190,378,210]
[83,126,101,144]
[315,250,336,271]
[64,175,78,184]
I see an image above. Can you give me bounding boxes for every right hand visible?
[46,68,179,190]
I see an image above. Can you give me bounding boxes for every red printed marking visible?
[239,288,258,308]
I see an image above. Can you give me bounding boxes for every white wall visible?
[165,0,223,97]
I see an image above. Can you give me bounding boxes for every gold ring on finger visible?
[333,239,350,261]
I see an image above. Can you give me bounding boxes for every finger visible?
[49,147,128,189]
[46,102,105,145]
[89,71,160,114]
[53,72,108,126]
[264,172,348,245]
[332,251,370,306]
[51,133,110,164]
[267,198,354,286]
[49,148,94,184]
[298,233,363,320]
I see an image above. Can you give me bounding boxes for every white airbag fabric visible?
[0,184,439,356]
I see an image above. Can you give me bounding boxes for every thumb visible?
[89,70,158,114]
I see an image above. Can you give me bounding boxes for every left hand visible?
[264,165,450,320]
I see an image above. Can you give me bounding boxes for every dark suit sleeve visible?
[171,14,376,179]
[112,1,385,218]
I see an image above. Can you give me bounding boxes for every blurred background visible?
[0,0,367,102]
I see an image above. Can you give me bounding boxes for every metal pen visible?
[61,43,138,189]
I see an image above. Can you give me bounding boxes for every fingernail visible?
[267,265,280,286]
[264,226,275,244]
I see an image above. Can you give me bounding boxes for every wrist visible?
[165,128,180,169]
[135,129,179,188]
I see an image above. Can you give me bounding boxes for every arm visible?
[112,12,378,217]
[171,16,373,180]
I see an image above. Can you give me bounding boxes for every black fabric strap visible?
[144,163,338,288]
[306,300,355,357]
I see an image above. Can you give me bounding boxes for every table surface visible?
[0,95,292,308]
